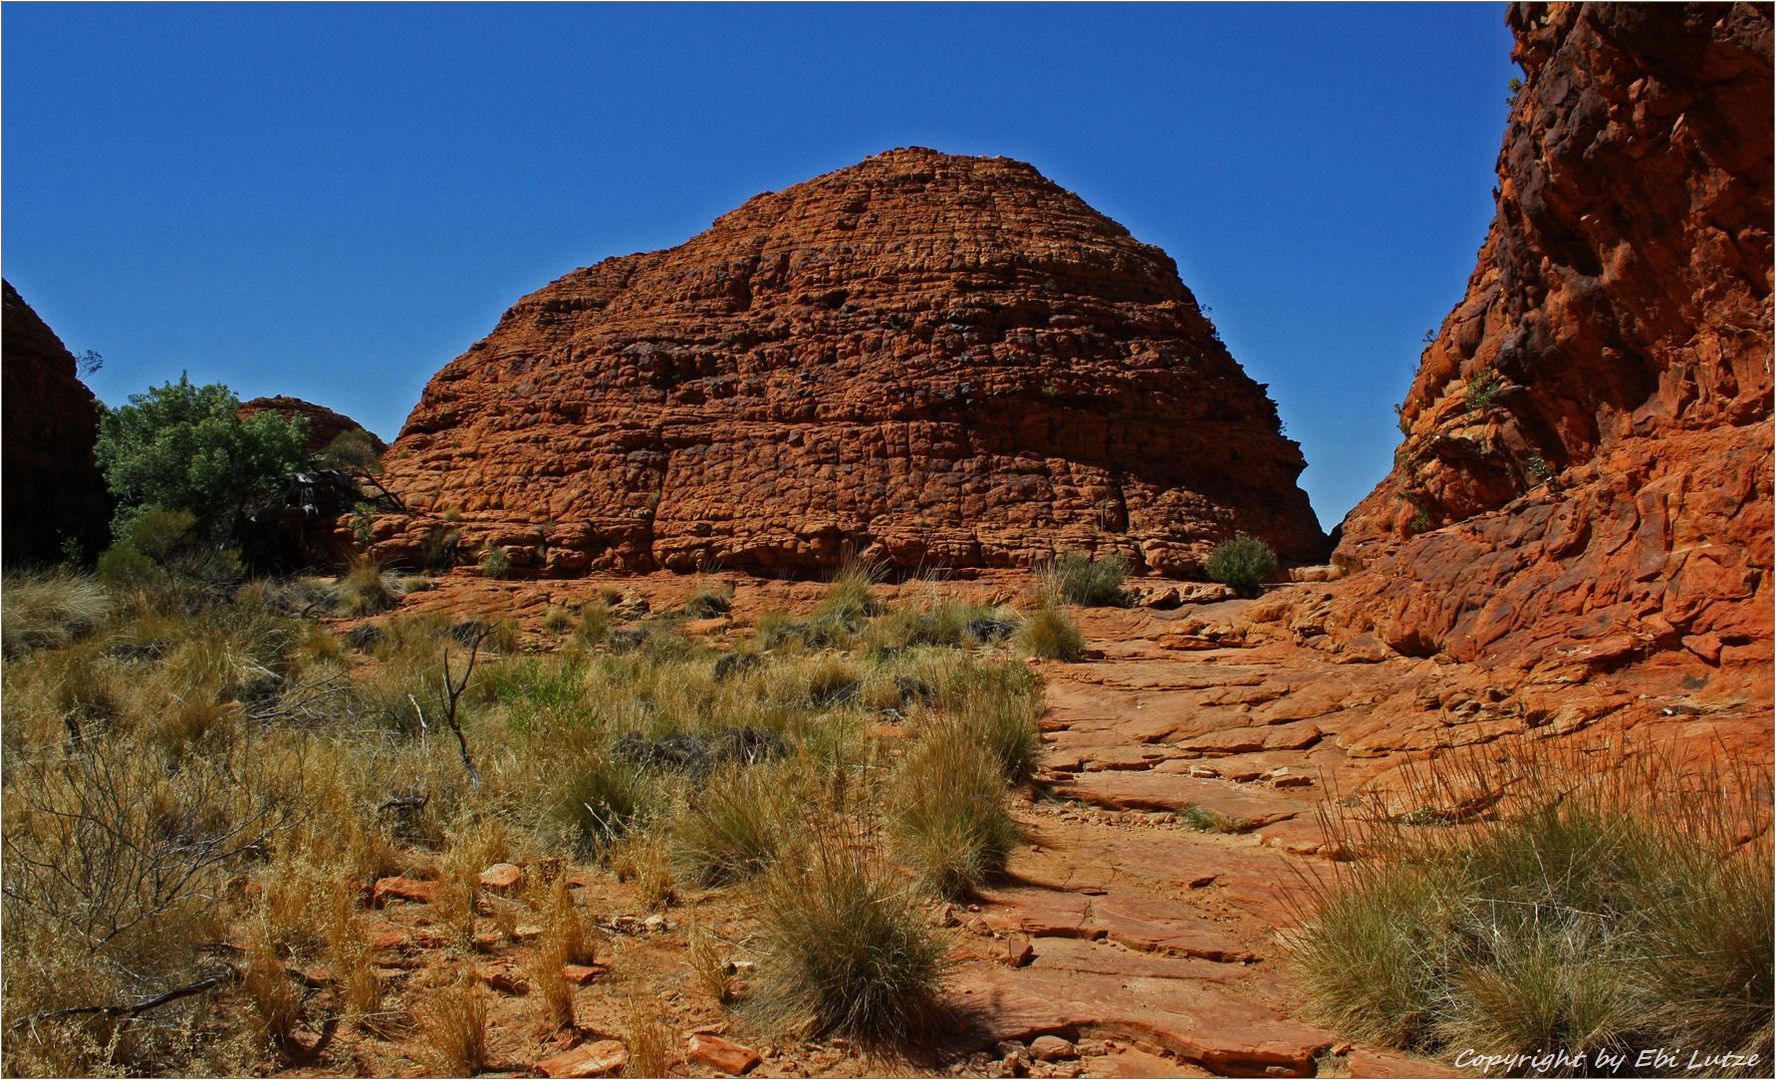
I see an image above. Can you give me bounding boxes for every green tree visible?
[94,374,309,540]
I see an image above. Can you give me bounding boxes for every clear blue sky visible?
[4,3,1517,531]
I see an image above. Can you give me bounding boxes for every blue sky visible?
[4,3,1517,530]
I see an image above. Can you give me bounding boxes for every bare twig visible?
[439,628,489,785]
[8,966,240,1031]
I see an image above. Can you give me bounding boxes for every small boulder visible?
[537,1039,629,1079]
[687,1032,761,1075]
[1031,1036,1077,1062]
[371,876,440,907]
[479,862,524,891]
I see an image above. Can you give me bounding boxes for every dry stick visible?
[439,628,489,785]
[9,967,240,1031]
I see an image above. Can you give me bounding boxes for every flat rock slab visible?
[955,938,1333,1077]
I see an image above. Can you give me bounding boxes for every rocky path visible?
[950,591,1769,1079]
[945,601,1446,1078]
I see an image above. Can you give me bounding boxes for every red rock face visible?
[238,395,386,457]
[1332,3,1773,672]
[2,280,110,561]
[377,148,1326,577]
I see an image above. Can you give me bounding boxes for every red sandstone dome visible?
[375,148,1327,577]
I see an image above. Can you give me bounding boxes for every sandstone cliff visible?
[2,281,110,563]
[1330,2,1772,674]
[377,148,1326,577]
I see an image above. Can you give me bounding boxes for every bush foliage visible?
[95,375,309,541]
[1204,535,1277,597]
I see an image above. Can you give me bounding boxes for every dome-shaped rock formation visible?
[2,281,110,563]
[239,395,387,458]
[375,148,1326,577]
[1330,3,1772,673]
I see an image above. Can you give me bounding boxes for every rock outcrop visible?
[2,281,110,562]
[377,148,1326,577]
[1331,3,1773,675]
[238,395,386,457]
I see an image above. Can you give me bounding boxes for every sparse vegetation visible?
[479,545,511,579]
[1465,369,1505,413]
[1177,805,1254,834]
[0,547,1064,1074]
[1204,534,1277,597]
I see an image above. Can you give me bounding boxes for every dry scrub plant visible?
[752,823,950,1044]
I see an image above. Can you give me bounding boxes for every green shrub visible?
[541,607,575,633]
[95,375,308,541]
[1016,603,1084,662]
[1041,551,1128,606]
[95,543,158,588]
[1204,535,1277,597]
[1465,370,1505,413]
[753,825,949,1043]
[317,428,382,474]
[479,546,510,580]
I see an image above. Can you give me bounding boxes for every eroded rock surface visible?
[1332,3,1773,675]
[1,280,109,562]
[376,148,1325,578]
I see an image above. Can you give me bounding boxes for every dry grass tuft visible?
[1293,741,1774,1073]
[687,920,737,1005]
[2,570,110,656]
[892,723,1019,898]
[1015,601,1085,662]
[419,967,489,1077]
[752,823,950,1043]
[620,989,674,1077]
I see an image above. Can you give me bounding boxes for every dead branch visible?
[439,627,489,785]
[8,966,240,1031]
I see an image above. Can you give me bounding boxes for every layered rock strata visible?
[377,148,1326,577]
[1332,2,1773,674]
